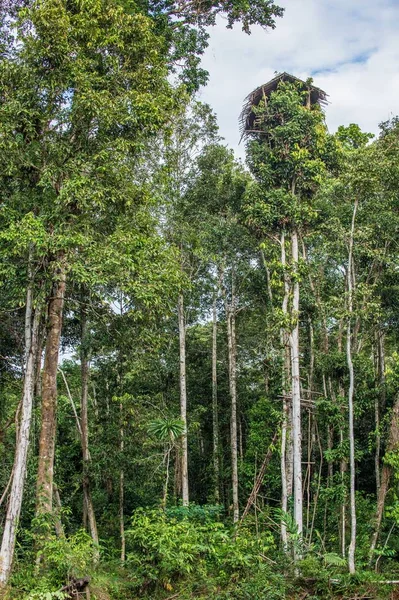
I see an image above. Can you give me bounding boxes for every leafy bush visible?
[25,592,66,600]
[166,503,224,523]
[125,508,275,593]
[36,530,96,583]
[11,529,96,598]
[207,564,287,600]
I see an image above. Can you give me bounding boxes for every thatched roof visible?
[239,72,328,140]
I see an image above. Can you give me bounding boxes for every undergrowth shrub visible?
[206,564,287,600]
[125,507,275,593]
[11,529,96,598]
[166,503,223,523]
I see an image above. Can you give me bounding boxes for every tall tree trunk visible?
[53,483,65,539]
[374,328,385,496]
[374,338,381,498]
[369,392,399,564]
[340,426,347,558]
[226,271,239,523]
[0,274,41,585]
[118,296,126,560]
[120,402,125,561]
[36,255,66,517]
[34,324,44,398]
[212,295,220,503]
[280,230,290,548]
[178,293,189,506]
[80,306,99,554]
[337,323,347,558]
[286,408,294,502]
[162,447,171,509]
[290,227,303,545]
[347,199,358,575]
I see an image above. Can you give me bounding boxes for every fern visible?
[323,552,347,568]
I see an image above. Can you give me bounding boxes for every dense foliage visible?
[1,1,399,599]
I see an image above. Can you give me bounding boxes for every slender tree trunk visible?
[377,330,386,416]
[306,318,315,535]
[117,296,125,560]
[0,275,41,585]
[226,272,239,523]
[53,483,65,539]
[34,324,44,398]
[36,255,66,517]
[347,199,358,575]
[369,392,399,563]
[286,408,294,501]
[374,345,381,497]
[120,402,125,561]
[58,368,82,438]
[327,376,335,458]
[280,230,290,548]
[340,426,347,558]
[82,492,88,532]
[281,406,289,544]
[305,412,312,533]
[80,306,99,554]
[308,318,315,402]
[212,295,220,503]
[239,419,244,466]
[178,293,189,506]
[326,373,335,489]
[374,328,385,496]
[337,325,347,558]
[162,447,171,508]
[290,227,303,544]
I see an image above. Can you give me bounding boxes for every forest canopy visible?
[1,2,399,599]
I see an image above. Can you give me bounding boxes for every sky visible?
[199,0,399,159]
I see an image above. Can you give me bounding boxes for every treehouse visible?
[239,71,328,139]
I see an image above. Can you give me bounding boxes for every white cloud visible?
[199,0,399,158]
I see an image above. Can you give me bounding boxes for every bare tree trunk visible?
[0,273,41,585]
[306,319,315,534]
[120,402,125,561]
[374,328,385,496]
[369,392,399,564]
[58,368,82,438]
[53,483,65,538]
[162,447,171,508]
[281,392,288,548]
[377,330,386,416]
[212,295,220,503]
[280,230,290,549]
[239,418,244,466]
[80,306,99,555]
[374,348,381,497]
[347,199,358,575]
[340,426,347,558]
[308,318,315,402]
[326,376,334,496]
[36,255,66,517]
[337,326,347,558]
[117,296,126,560]
[305,412,312,533]
[226,271,239,523]
[286,408,294,500]
[178,293,189,506]
[34,324,44,398]
[290,227,303,546]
